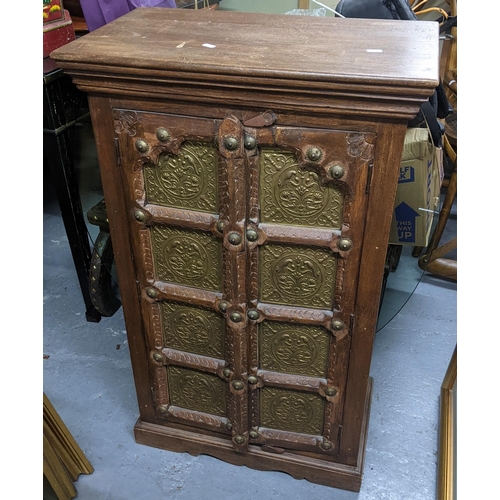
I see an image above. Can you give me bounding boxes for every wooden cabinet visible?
[51,8,439,491]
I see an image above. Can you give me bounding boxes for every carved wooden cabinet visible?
[51,8,438,491]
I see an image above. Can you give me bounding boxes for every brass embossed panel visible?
[161,301,224,359]
[151,226,222,291]
[259,322,329,378]
[260,148,343,228]
[144,141,218,213]
[260,387,324,435]
[259,244,337,309]
[167,366,226,416]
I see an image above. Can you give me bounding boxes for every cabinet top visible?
[50,8,439,118]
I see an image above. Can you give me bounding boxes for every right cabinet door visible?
[245,124,377,456]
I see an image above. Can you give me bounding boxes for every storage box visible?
[389,127,443,246]
[43,10,75,58]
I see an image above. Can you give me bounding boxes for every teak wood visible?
[51,8,439,491]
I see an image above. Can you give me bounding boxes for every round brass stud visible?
[325,387,337,397]
[321,441,333,451]
[135,139,149,153]
[156,127,170,142]
[216,220,225,233]
[246,229,258,242]
[244,136,257,150]
[331,319,345,331]
[226,422,233,431]
[247,376,258,385]
[158,405,168,414]
[224,136,239,151]
[146,287,158,299]
[134,210,146,222]
[247,310,259,321]
[306,147,322,162]
[338,238,353,252]
[233,435,246,445]
[229,312,242,323]
[330,164,345,179]
[228,232,242,245]
[218,301,228,313]
[249,430,259,440]
[223,368,231,378]
[153,353,163,363]
[232,380,244,391]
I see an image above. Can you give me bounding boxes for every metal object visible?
[153,353,163,363]
[325,387,337,397]
[338,238,353,251]
[223,368,231,378]
[330,164,345,179]
[229,312,242,323]
[216,220,225,233]
[146,287,158,299]
[331,319,345,331]
[321,441,333,451]
[232,380,244,390]
[228,232,242,245]
[246,229,258,242]
[233,435,246,445]
[247,376,258,385]
[218,301,228,313]
[247,310,259,321]
[224,136,239,151]
[226,422,233,431]
[157,405,168,414]
[135,139,149,153]
[134,209,146,222]
[156,127,170,142]
[244,136,257,150]
[306,147,322,162]
[249,430,259,439]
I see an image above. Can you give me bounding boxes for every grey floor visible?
[43,121,457,500]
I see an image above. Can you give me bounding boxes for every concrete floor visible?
[43,121,457,500]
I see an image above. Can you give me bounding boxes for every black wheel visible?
[89,230,121,317]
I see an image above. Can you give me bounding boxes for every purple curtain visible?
[80,0,177,32]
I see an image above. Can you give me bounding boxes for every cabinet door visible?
[113,109,376,455]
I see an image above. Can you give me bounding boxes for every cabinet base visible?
[134,378,373,492]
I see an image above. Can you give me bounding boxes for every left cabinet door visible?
[113,110,250,451]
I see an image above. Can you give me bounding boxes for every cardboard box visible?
[389,127,444,246]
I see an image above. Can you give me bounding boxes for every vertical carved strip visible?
[155,366,169,409]
[139,228,155,283]
[150,302,163,350]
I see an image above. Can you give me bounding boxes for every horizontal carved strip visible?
[258,370,326,392]
[163,348,223,374]
[260,224,340,248]
[145,204,216,231]
[154,282,222,309]
[258,427,321,449]
[259,303,333,327]
[167,406,229,432]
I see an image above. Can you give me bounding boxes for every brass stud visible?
[244,136,257,150]
[218,301,228,313]
[228,232,242,245]
[233,435,246,445]
[216,220,225,233]
[226,422,233,431]
[246,229,258,242]
[321,441,333,451]
[146,287,158,299]
[247,376,258,385]
[230,312,242,323]
[249,430,259,439]
[223,368,231,378]
[232,380,244,391]
[338,238,353,252]
[306,147,322,162]
[156,127,170,142]
[134,210,146,222]
[224,136,239,151]
[153,353,163,363]
[158,405,168,414]
[135,139,149,153]
[247,310,259,321]
[331,319,345,331]
[325,387,337,397]
[330,164,345,179]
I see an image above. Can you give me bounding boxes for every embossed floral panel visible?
[144,141,218,213]
[260,387,324,435]
[151,226,222,291]
[161,301,225,359]
[167,366,226,417]
[259,322,329,378]
[260,148,343,228]
[259,244,337,309]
